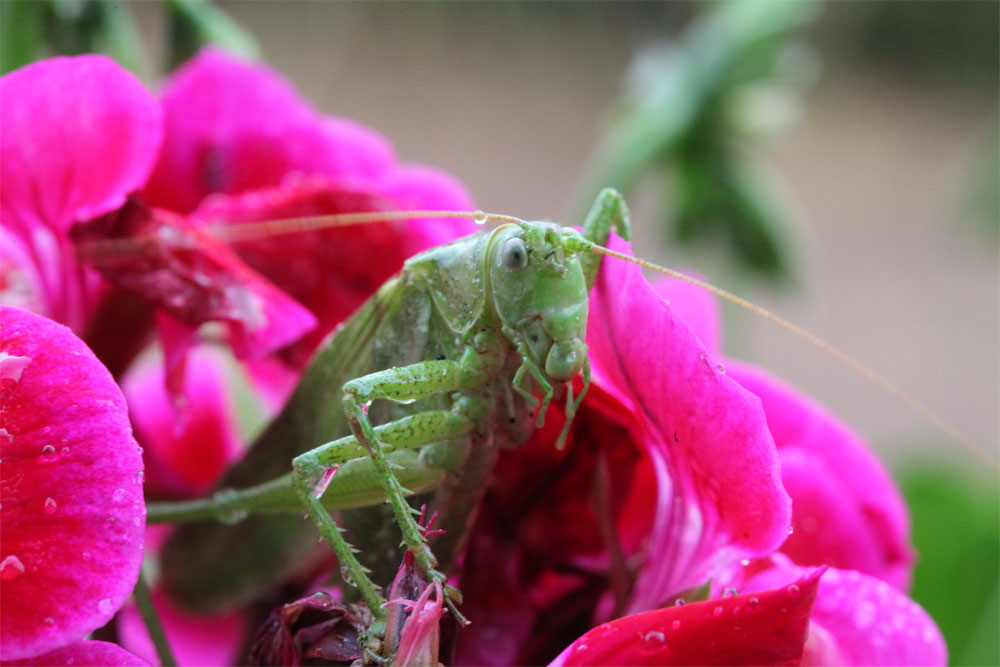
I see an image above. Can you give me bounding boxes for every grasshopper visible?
[153,188,633,660]
[148,187,985,664]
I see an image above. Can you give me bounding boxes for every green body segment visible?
[158,189,631,618]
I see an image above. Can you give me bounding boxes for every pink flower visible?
[0,306,145,662]
[0,56,161,332]
[455,234,790,664]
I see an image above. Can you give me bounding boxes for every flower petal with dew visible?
[0,55,162,331]
[727,361,914,589]
[724,555,946,666]
[550,568,823,666]
[3,640,150,667]
[587,234,791,611]
[0,307,145,660]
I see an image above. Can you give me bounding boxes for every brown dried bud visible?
[250,591,372,666]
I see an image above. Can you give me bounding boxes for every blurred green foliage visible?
[899,463,1000,666]
[577,0,819,280]
[0,0,256,79]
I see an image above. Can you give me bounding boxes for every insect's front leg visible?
[580,187,633,289]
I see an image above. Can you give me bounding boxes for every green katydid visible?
[145,187,984,663]
[149,187,632,659]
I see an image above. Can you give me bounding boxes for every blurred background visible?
[3,1,997,662]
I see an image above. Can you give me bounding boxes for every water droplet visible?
[43,497,57,514]
[98,598,113,614]
[739,559,750,566]
[786,584,800,597]
[576,644,588,652]
[59,447,70,457]
[674,599,685,606]
[732,606,741,617]
[663,298,672,306]
[671,620,681,631]
[473,211,488,225]
[43,617,55,626]
[133,470,145,485]
[112,488,126,503]
[723,587,738,597]
[712,606,724,617]
[1,555,25,580]
[716,362,726,374]
[748,596,760,606]
[82,551,91,561]
[40,444,57,461]
[643,631,665,647]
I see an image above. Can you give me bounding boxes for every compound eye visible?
[501,237,529,270]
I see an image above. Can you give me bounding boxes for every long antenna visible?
[585,242,998,474]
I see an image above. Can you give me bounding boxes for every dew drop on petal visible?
[716,362,726,374]
[44,497,57,514]
[40,444,57,461]
[749,596,760,606]
[643,631,666,651]
[1,555,25,580]
[786,584,801,597]
[712,606,724,617]
[112,488,126,503]
[674,599,685,606]
[98,598,113,614]
[82,551,91,561]
[576,644,588,652]
[60,447,70,456]
[671,620,681,630]
[133,470,145,485]
[739,559,750,566]
[723,587,738,597]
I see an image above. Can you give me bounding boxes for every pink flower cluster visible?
[0,49,946,666]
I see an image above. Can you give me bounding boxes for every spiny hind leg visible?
[581,188,633,289]
[341,357,492,623]
[292,410,473,617]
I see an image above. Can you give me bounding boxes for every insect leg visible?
[292,409,475,618]
[580,187,633,289]
[341,351,499,601]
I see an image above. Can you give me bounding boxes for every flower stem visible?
[145,474,298,524]
[134,569,177,667]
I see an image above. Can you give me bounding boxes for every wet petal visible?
[551,569,822,666]
[4,640,150,667]
[727,361,914,589]
[0,307,145,660]
[588,235,790,610]
[738,558,946,666]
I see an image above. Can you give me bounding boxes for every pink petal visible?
[121,347,242,498]
[651,274,722,355]
[551,569,823,667]
[0,307,145,661]
[587,235,790,611]
[727,361,914,589]
[0,56,161,329]
[738,558,946,666]
[143,48,396,213]
[117,590,245,667]
[3,640,150,666]
[374,163,478,244]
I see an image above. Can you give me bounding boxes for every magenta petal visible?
[587,235,790,610]
[144,48,396,213]
[374,163,478,245]
[1,56,161,329]
[122,347,242,498]
[3,640,150,667]
[551,569,822,667]
[727,361,914,589]
[0,307,145,661]
[0,55,162,233]
[117,590,245,667]
[651,274,722,355]
[740,559,946,666]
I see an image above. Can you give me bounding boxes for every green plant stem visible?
[145,474,298,524]
[134,569,177,667]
